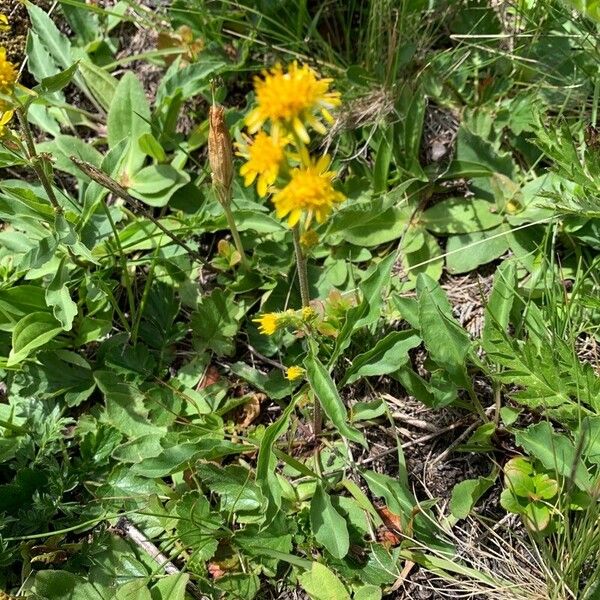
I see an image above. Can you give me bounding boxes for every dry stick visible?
[16,108,63,214]
[114,517,208,600]
[68,156,209,266]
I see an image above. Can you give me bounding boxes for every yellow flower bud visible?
[286,365,305,381]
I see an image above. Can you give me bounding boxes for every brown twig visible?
[68,156,209,266]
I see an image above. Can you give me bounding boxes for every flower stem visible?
[222,200,250,270]
[292,225,322,436]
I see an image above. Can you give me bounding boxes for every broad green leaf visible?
[176,491,221,560]
[27,2,73,70]
[310,484,350,559]
[150,573,189,600]
[304,353,367,447]
[446,226,510,274]
[456,127,515,179]
[79,59,118,111]
[422,198,503,234]
[7,312,62,366]
[416,273,470,386]
[138,133,167,162]
[94,371,164,438]
[577,416,600,465]
[111,435,163,464]
[515,422,591,491]
[191,289,239,356]
[107,72,151,177]
[46,257,77,331]
[354,585,383,600]
[343,330,421,385]
[449,473,496,520]
[129,164,190,207]
[299,563,351,600]
[32,570,109,600]
[197,464,265,513]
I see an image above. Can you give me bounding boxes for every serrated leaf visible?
[176,491,221,560]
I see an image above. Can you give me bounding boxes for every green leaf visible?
[79,59,118,111]
[416,273,470,386]
[35,62,79,95]
[107,72,151,177]
[176,491,221,560]
[197,463,265,513]
[150,574,189,600]
[299,563,351,600]
[332,253,396,362]
[94,371,164,438]
[422,198,503,234]
[191,289,239,356]
[456,127,515,179]
[515,422,591,491]
[304,353,367,448]
[482,260,516,352]
[354,585,383,600]
[449,473,496,520]
[446,227,510,274]
[27,2,73,70]
[7,312,62,366]
[310,484,350,559]
[37,135,103,182]
[46,257,77,331]
[129,164,190,207]
[343,330,421,385]
[156,57,229,103]
[32,570,109,600]
[138,133,167,162]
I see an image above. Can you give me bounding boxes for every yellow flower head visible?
[301,306,316,321]
[0,110,13,136]
[245,62,340,143]
[253,312,281,335]
[0,14,8,30]
[237,131,288,197]
[272,155,345,227]
[286,365,305,381]
[0,48,17,92]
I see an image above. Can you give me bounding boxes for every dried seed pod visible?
[208,104,233,206]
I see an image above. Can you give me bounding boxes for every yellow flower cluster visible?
[253,305,316,336]
[237,62,345,231]
[0,19,17,134]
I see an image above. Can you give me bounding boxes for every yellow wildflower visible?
[286,365,305,381]
[301,306,316,321]
[0,48,16,92]
[0,110,12,135]
[0,14,8,31]
[253,312,281,335]
[245,62,340,143]
[272,155,345,227]
[237,131,288,197]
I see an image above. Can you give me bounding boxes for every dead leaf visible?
[198,365,220,390]
[236,393,265,429]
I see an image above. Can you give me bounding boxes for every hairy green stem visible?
[292,226,322,436]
